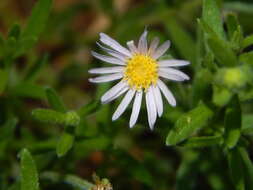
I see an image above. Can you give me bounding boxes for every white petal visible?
[101,81,127,103]
[138,29,148,54]
[149,37,159,55]
[129,90,143,128]
[157,79,176,107]
[112,89,136,121]
[152,40,171,59]
[152,85,163,117]
[103,86,129,104]
[159,68,189,80]
[89,66,124,74]
[99,33,132,57]
[127,40,138,54]
[146,88,157,130]
[158,71,185,81]
[92,51,125,65]
[158,59,190,67]
[89,73,123,83]
[96,42,128,61]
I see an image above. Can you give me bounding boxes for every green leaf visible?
[199,19,237,67]
[224,96,241,149]
[20,149,39,190]
[0,69,8,94]
[240,52,253,66]
[77,100,101,117]
[25,54,49,81]
[242,35,253,49]
[64,174,94,189]
[228,148,245,190]
[238,147,253,190]
[32,109,80,127]
[0,118,18,140]
[203,0,225,39]
[181,135,223,148]
[226,13,243,51]
[20,0,52,54]
[11,82,46,99]
[45,87,67,113]
[242,114,253,134]
[207,35,237,67]
[56,127,75,157]
[166,102,213,146]
[164,19,196,64]
[224,2,253,14]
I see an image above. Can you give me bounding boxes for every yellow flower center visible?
[124,54,158,90]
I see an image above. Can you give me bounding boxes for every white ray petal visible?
[112,89,136,121]
[152,40,171,59]
[149,37,160,56]
[129,90,143,128]
[101,81,127,103]
[127,40,138,54]
[88,66,125,74]
[138,30,148,54]
[89,73,123,83]
[152,85,163,117]
[99,33,132,57]
[159,68,190,80]
[96,42,128,61]
[146,88,157,130]
[158,71,185,81]
[103,86,129,104]
[157,79,176,107]
[92,51,125,65]
[158,59,191,67]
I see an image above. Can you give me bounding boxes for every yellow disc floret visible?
[124,54,158,90]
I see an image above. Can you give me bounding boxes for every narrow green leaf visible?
[20,149,39,190]
[56,127,75,157]
[11,82,46,99]
[77,100,101,117]
[181,135,223,148]
[207,36,237,67]
[0,118,18,140]
[32,109,66,125]
[164,19,196,64]
[226,13,240,40]
[228,148,245,190]
[203,0,225,39]
[242,35,253,49]
[32,109,80,127]
[45,87,67,113]
[64,174,94,189]
[166,102,213,145]
[238,147,253,190]
[224,2,253,14]
[22,0,52,40]
[20,0,52,53]
[199,19,237,67]
[240,52,253,66]
[224,96,241,149]
[241,114,253,134]
[25,54,49,81]
[0,69,8,94]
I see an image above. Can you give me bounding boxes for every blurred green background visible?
[1,0,253,189]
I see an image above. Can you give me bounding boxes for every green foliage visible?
[166,102,213,145]
[20,149,40,190]
[1,0,253,189]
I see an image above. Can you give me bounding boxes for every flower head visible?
[89,30,190,129]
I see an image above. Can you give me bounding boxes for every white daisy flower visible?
[89,30,190,130]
